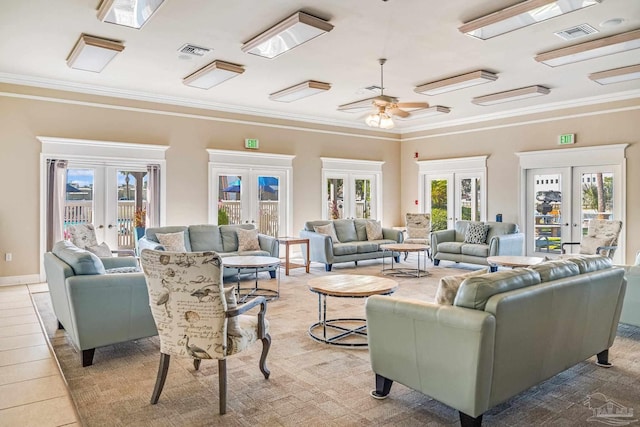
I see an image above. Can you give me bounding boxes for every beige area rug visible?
[34,258,640,426]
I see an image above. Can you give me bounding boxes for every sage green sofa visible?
[366,255,626,426]
[137,224,279,279]
[300,219,403,271]
[620,251,640,327]
[431,220,524,270]
[44,241,157,367]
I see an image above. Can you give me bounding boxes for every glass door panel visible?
[64,168,96,239]
[256,175,279,236]
[576,170,614,235]
[531,171,567,255]
[355,178,371,219]
[218,174,243,225]
[457,176,481,222]
[430,178,450,231]
[326,178,344,220]
[112,170,147,251]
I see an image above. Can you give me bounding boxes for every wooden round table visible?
[380,243,430,277]
[307,274,398,347]
[223,256,280,302]
[486,255,545,271]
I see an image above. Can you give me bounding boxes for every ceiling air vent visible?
[177,44,211,56]
[554,24,598,41]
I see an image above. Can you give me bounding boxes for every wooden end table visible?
[308,274,398,347]
[277,237,310,275]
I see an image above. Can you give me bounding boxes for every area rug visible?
[33,259,640,426]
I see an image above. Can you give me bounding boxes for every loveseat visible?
[43,241,157,367]
[431,220,524,269]
[137,224,279,279]
[300,219,403,271]
[366,255,626,426]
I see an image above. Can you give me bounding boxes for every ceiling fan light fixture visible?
[66,34,125,73]
[414,70,498,95]
[589,64,640,85]
[269,80,331,102]
[241,11,334,59]
[183,60,244,89]
[460,0,601,40]
[472,85,550,106]
[97,0,165,29]
[365,112,394,129]
[535,29,640,67]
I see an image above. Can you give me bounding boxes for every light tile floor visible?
[0,283,80,427]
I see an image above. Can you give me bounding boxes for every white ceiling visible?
[1,0,639,133]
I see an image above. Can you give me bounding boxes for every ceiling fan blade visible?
[395,102,429,110]
[388,108,410,118]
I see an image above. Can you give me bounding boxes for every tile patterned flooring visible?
[0,283,80,427]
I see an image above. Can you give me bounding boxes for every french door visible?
[424,173,484,231]
[65,164,147,250]
[214,169,286,237]
[324,174,376,220]
[525,165,622,262]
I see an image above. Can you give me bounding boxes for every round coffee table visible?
[308,274,398,347]
[380,243,430,277]
[223,256,280,302]
[487,255,545,271]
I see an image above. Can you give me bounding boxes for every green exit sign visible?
[558,134,575,145]
[245,138,259,149]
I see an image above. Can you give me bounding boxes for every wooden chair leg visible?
[151,353,171,404]
[218,358,227,415]
[259,333,271,379]
[193,358,201,370]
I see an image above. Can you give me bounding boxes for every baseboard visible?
[0,274,41,286]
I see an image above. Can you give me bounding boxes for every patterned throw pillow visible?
[434,268,490,305]
[237,228,261,251]
[86,242,113,257]
[314,223,340,243]
[224,286,242,337]
[365,220,383,241]
[464,222,489,244]
[156,232,187,251]
[407,227,429,239]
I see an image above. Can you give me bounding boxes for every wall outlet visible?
[5,253,12,262]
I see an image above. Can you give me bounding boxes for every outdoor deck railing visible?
[219,200,279,237]
[63,201,139,249]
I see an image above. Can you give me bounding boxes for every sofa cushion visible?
[438,241,464,254]
[189,225,224,252]
[52,240,106,275]
[334,219,358,243]
[333,243,357,256]
[464,222,489,244]
[454,221,470,242]
[354,219,368,241]
[435,268,490,305]
[454,268,541,310]
[237,228,261,251]
[365,220,383,241]
[220,224,255,252]
[314,223,340,243]
[563,255,612,273]
[486,221,518,241]
[529,260,580,282]
[157,231,187,251]
[145,226,192,251]
[354,241,379,253]
[86,242,113,257]
[461,243,489,257]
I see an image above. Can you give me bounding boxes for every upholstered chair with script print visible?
[403,213,432,260]
[561,219,622,260]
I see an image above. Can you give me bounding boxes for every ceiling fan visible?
[338,58,429,129]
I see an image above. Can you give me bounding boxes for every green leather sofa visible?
[44,241,157,367]
[366,255,626,426]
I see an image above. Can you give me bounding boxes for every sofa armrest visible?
[65,273,157,350]
[138,236,165,252]
[430,229,455,258]
[258,234,279,257]
[382,228,404,242]
[488,233,524,256]
[299,230,333,264]
[366,295,495,418]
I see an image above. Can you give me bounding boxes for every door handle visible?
[572,223,578,227]
[108,224,114,229]
[98,225,104,229]
[563,223,569,226]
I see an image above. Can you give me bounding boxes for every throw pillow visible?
[365,220,383,241]
[224,286,243,337]
[314,223,340,243]
[237,228,261,251]
[579,235,614,256]
[464,222,489,244]
[434,268,490,305]
[86,242,113,258]
[407,226,429,239]
[156,231,187,252]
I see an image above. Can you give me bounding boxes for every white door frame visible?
[39,137,168,281]
[516,144,627,262]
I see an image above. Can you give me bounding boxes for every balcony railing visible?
[219,200,279,237]
[63,201,141,249]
